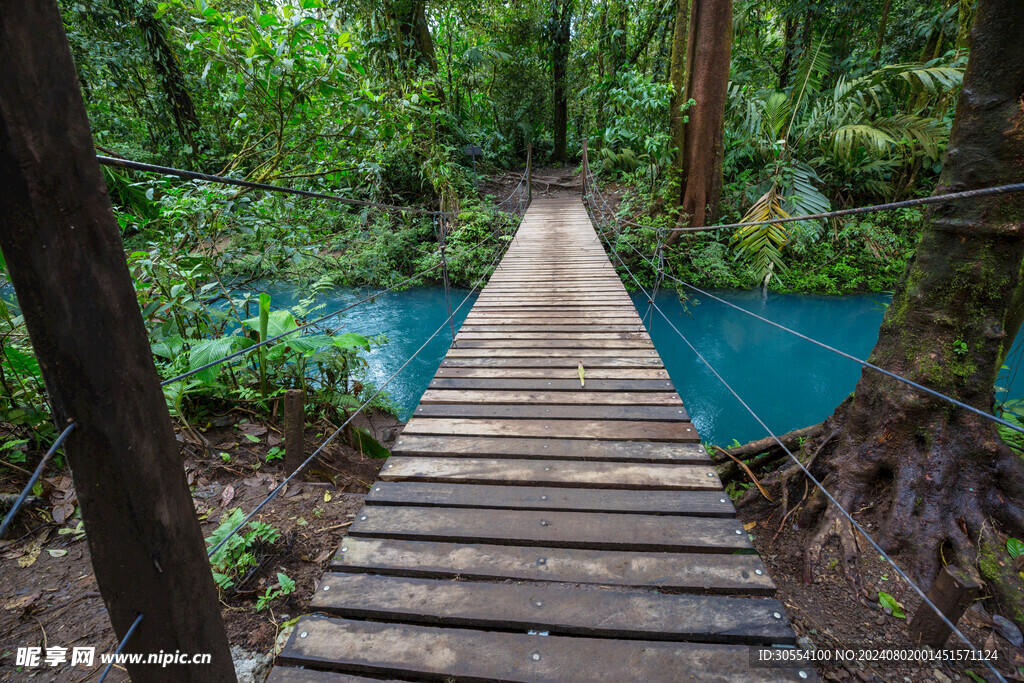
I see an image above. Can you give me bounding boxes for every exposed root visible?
[804,502,866,597]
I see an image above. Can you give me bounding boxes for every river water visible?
[236,283,1024,446]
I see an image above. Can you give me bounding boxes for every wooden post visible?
[284,389,306,478]
[908,565,981,647]
[0,3,235,681]
[526,143,533,205]
[582,139,589,199]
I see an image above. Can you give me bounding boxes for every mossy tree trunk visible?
[666,0,732,243]
[550,0,573,162]
[802,0,1024,625]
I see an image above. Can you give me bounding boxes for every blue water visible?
[248,283,1024,445]
[630,289,890,445]
[250,284,476,418]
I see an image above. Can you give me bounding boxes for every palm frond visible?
[730,184,791,286]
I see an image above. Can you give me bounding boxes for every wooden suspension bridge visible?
[269,198,815,681]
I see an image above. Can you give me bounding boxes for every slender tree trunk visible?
[117,0,200,148]
[550,0,573,162]
[801,0,1024,625]
[668,0,689,181]
[666,0,732,242]
[595,2,608,149]
[873,0,892,62]
[777,17,797,90]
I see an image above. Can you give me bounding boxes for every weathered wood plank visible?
[348,505,750,552]
[453,339,653,348]
[379,457,716,488]
[439,357,663,368]
[428,377,675,391]
[432,367,670,379]
[278,617,814,682]
[366,481,731,515]
[310,574,795,645]
[267,668,394,682]
[457,325,647,332]
[419,389,681,405]
[412,403,689,421]
[402,418,697,442]
[390,434,708,461]
[445,348,659,358]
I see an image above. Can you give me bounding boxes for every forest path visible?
[268,197,813,682]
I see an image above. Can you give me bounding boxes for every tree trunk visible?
[668,0,689,178]
[551,0,573,162]
[777,16,797,90]
[117,0,200,148]
[595,2,608,149]
[667,0,732,242]
[873,0,893,62]
[801,0,1024,625]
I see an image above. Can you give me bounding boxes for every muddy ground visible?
[0,409,396,682]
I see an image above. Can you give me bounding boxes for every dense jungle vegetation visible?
[8,0,1024,662]
[0,0,977,473]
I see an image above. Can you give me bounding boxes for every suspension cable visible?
[96,613,144,683]
[207,230,511,559]
[647,181,1024,233]
[590,212,1006,683]
[160,223,510,387]
[619,238,1024,438]
[0,422,77,537]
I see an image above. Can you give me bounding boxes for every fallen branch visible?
[713,445,773,502]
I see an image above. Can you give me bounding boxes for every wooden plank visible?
[454,339,653,348]
[455,332,651,340]
[428,377,675,391]
[0,4,236,678]
[379,457,716,489]
[389,434,709,461]
[439,357,663,368]
[433,367,670,379]
[267,668,394,682]
[402,418,698,442]
[412,403,689,421]
[445,348,659,358]
[458,325,647,332]
[366,482,732,515]
[278,617,816,681]
[348,505,750,553]
[310,574,795,645]
[419,389,681,405]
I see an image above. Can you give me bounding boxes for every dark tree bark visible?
[0,1,234,678]
[873,0,893,62]
[666,0,732,242]
[800,0,1024,624]
[550,0,574,162]
[668,0,689,175]
[115,0,200,147]
[777,16,797,89]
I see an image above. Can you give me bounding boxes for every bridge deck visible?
[270,198,814,681]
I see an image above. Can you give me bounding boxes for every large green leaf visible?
[333,332,371,351]
[189,336,250,382]
[243,309,298,339]
[350,426,390,459]
[1,346,41,380]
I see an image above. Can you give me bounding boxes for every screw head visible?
[773,612,782,619]
[375,487,381,492]
[707,472,714,477]
[300,631,308,638]
[540,520,549,526]
[324,585,331,591]
[720,498,726,503]
[537,557,546,565]
[360,516,367,521]
[341,547,348,552]
[799,672,808,679]
[735,529,742,535]
[388,464,393,468]
[535,600,543,607]
[531,653,541,661]
[540,495,548,500]
[755,569,763,575]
